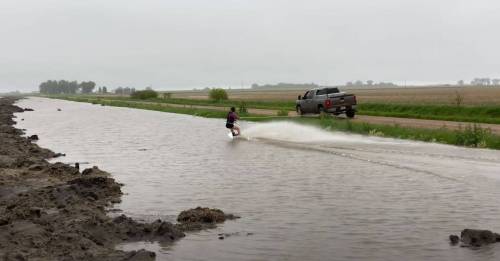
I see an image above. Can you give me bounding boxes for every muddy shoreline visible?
[0,97,234,260]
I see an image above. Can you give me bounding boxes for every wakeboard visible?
[228,132,244,140]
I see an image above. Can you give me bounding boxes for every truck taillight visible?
[324,99,332,108]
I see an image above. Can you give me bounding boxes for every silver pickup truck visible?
[296,87,357,118]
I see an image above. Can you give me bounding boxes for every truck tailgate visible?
[329,94,356,106]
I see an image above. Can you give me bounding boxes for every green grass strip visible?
[289,116,500,149]
[358,103,500,124]
[51,95,500,124]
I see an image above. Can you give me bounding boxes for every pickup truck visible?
[296,87,357,118]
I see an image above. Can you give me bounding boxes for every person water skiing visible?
[226,107,240,136]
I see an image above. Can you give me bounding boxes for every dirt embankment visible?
[0,97,236,260]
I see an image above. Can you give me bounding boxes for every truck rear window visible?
[316,88,339,95]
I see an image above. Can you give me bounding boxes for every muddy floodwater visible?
[15,97,500,261]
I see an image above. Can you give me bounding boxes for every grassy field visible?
[63,91,500,124]
[294,116,500,149]
[357,103,500,124]
[158,98,500,124]
[170,86,500,105]
[170,86,500,124]
[53,96,500,150]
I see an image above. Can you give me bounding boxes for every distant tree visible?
[209,88,228,101]
[131,89,158,99]
[457,80,464,86]
[115,87,124,95]
[354,80,363,86]
[80,81,96,94]
[57,80,69,93]
[122,87,133,95]
[102,86,108,93]
[366,80,374,86]
[250,82,320,90]
[70,81,79,93]
[492,79,500,86]
[471,78,491,86]
[98,87,102,93]
[453,91,464,107]
[346,82,353,86]
[380,82,396,87]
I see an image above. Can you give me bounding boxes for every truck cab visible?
[296,87,357,118]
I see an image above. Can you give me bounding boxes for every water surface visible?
[15,97,500,261]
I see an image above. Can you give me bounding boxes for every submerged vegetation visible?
[53,96,500,150]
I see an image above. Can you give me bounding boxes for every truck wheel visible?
[346,110,355,118]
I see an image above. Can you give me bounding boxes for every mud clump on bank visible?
[177,207,240,231]
[449,229,500,247]
[0,97,238,260]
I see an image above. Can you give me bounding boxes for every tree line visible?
[39,80,96,94]
[251,83,320,90]
[459,78,500,86]
[38,80,145,95]
[114,87,136,95]
[345,80,397,87]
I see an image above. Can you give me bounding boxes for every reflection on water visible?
[15,97,500,261]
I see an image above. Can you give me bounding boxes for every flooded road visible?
[15,97,500,261]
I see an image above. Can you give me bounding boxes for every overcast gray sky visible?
[1,0,499,92]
